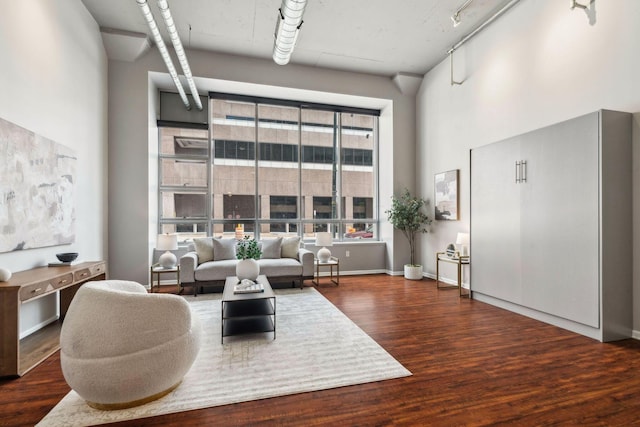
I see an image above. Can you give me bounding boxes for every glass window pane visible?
[258,104,299,226]
[160,191,207,219]
[302,109,338,235]
[160,223,207,242]
[211,99,256,222]
[160,158,207,187]
[159,127,208,156]
[341,112,375,223]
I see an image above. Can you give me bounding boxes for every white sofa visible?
[180,236,315,294]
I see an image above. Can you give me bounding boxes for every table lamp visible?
[157,233,178,268]
[315,232,333,263]
[456,232,470,257]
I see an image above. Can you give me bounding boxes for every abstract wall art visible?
[0,117,76,252]
[434,169,459,221]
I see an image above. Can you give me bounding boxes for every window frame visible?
[157,93,379,242]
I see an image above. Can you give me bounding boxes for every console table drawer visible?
[18,273,74,302]
[52,273,74,289]
[74,262,105,282]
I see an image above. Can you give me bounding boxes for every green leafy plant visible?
[386,189,432,266]
[236,236,262,260]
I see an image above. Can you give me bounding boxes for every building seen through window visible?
[158,94,378,242]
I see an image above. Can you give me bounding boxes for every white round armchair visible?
[60,280,201,410]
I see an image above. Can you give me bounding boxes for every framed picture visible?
[434,169,459,220]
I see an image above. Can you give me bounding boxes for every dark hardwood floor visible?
[3,274,640,426]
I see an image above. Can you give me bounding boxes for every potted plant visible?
[386,189,432,280]
[235,236,262,281]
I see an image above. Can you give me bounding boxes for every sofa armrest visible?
[298,248,314,277]
[180,252,199,283]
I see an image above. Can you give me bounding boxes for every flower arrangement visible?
[236,236,262,260]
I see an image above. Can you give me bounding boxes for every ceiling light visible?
[451,0,474,27]
[273,0,308,66]
[451,13,461,27]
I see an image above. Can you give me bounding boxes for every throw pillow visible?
[260,237,282,259]
[281,236,300,259]
[212,238,237,261]
[193,238,214,263]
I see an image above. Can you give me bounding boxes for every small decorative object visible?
[157,233,178,269]
[0,267,11,282]
[315,232,333,263]
[236,236,262,281]
[435,169,459,220]
[446,243,457,258]
[386,188,432,280]
[56,252,79,263]
[234,224,244,240]
[234,279,264,294]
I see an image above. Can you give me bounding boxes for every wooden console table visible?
[0,261,106,377]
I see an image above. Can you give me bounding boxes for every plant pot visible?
[404,264,423,280]
[236,258,260,281]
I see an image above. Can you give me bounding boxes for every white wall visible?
[417,1,640,331]
[0,0,108,335]
[107,49,418,284]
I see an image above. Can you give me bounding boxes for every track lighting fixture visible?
[451,0,474,27]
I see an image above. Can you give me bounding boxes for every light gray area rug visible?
[38,287,411,426]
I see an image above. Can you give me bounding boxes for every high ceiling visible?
[82,0,511,77]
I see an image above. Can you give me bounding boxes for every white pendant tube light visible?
[156,0,202,111]
[136,0,191,110]
[273,0,308,65]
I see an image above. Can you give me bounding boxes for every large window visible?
[158,93,379,241]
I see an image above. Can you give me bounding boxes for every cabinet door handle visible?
[515,161,520,183]
[521,160,527,183]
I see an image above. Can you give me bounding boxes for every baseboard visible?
[632,330,640,340]
[317,269,386,277]
[20,314,59,340]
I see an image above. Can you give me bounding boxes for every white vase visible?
[0,267,11,282]
[404,264,423,280]
[236,259,260,281]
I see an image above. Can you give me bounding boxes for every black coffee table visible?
[221,275,276,343]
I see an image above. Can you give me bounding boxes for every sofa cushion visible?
[281,236,300,259]
[194,260,237,281]
[257,258,302,277]
[212,238,236,261]
[261,237,282,259]
[193,238,214,263]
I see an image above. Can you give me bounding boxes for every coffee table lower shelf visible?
[221,275,276,343]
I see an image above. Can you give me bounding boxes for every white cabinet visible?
[470,110,632,341]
